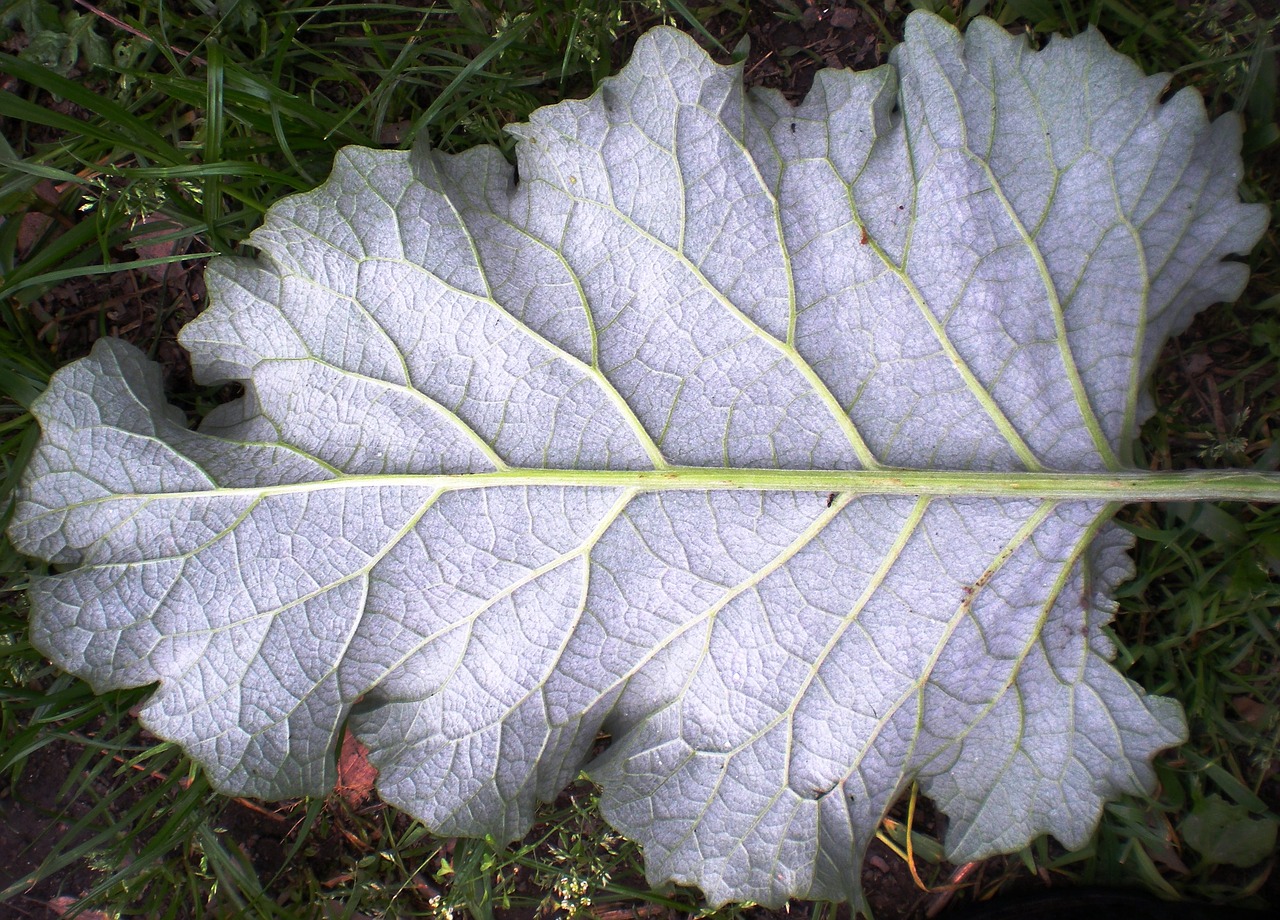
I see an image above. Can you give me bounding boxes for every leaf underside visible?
[10,12,1266,908]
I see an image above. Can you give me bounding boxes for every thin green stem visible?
[24,467,1280,510]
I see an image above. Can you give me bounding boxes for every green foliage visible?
[1,0,111,77]
[1181,795,1277,868]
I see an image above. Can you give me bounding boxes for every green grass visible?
[0,0,1277,917]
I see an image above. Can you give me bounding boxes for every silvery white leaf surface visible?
[11,12,1266,907]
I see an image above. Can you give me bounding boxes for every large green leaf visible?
[9,13,1271,908]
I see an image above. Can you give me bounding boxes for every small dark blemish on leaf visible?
[826,492,836,507]
[790,122,796,133]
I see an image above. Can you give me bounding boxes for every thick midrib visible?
[30,466,1280,517]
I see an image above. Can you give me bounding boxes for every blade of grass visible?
[401,14,534,147]
[0,53,184,164]
[203,41,227,251]
[0,253,209,301]
[662,0,729,55]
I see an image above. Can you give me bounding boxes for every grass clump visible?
[1,1,1277,917]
